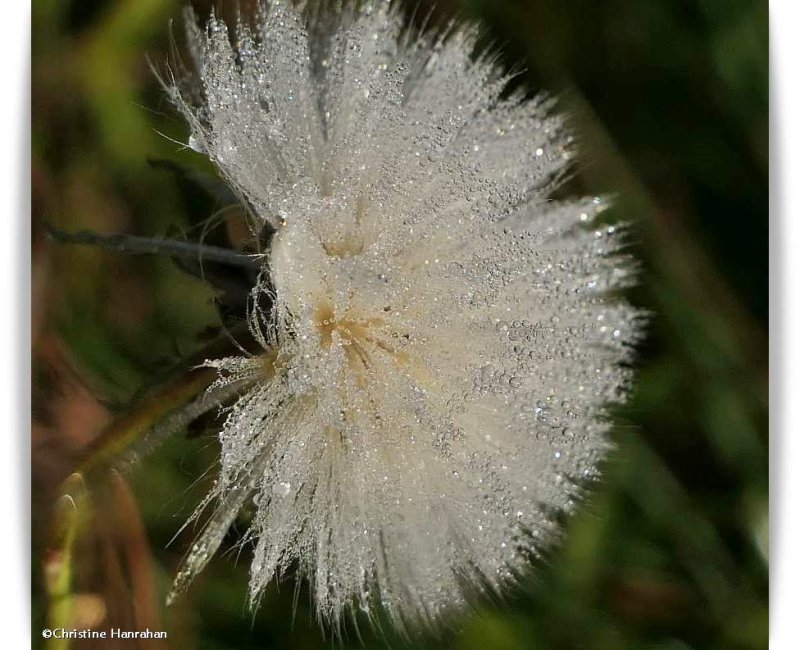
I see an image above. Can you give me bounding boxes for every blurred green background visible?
[31,1,768,649]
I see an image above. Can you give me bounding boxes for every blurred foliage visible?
[31,0,768,649]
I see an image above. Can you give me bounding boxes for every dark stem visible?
[44,221,261,272]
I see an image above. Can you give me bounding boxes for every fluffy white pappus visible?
[164,0,644,631]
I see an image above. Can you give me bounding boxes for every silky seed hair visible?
[162,0,643,631]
